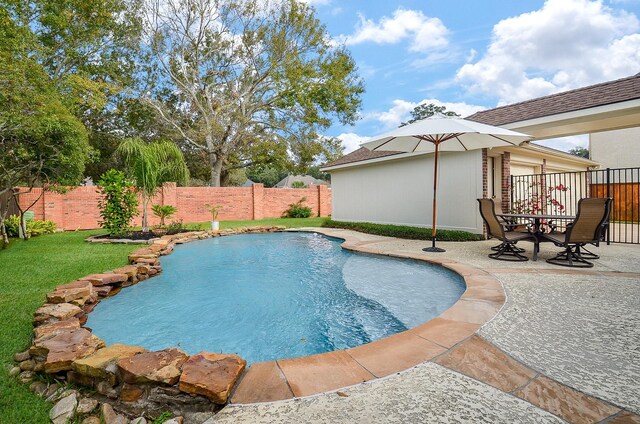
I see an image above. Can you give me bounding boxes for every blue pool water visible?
[86,232,465,363]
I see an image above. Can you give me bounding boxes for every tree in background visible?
[0,8,90,245]
[568,146,589,159]
[400,103,460,127]
[117,138,189,232]
[140,0,363,186]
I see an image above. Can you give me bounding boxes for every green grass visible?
[323,220,484,241]
[0,217,328,422]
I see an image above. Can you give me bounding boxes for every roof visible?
[274,175,329,188]
[323,147,402,168]
[466,74,640,126]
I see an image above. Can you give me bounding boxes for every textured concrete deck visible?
[208,229,640,423]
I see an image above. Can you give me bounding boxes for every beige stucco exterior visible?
[590,127,640,169]
[325,145,594,234]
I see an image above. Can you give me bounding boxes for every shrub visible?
[166,219,185,234]
[152,204,178,227]
[282,197,313,218]
[97,169,139,237]
[322,220,484,242]
[4,215,56,238]
[291,181,307,188]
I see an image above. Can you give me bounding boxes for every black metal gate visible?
[511,167,640,244]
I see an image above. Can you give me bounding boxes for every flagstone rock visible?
[101,403,128,424]
[76,397,98,414]
[82,417,101,424]
[96,380,119,399]
[119,383,145,402]
[112,265,139,279]
[178,352,246,404]
[130,417,147,424]
[31,328,105,373]
[29,381,48,396]
[34,319,81,342]
[118,348,189,385]
[47,280,94,304]
[83,273,128,286]
[133,258,160,266]
[49,392,77,424]
[34,303,82,324]
[14,350,31,362]
[73,344,147,382]
[19,359,35,371]
[94,285,113,297]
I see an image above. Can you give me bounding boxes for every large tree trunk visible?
[209,152,224,187]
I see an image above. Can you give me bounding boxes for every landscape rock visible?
[94,286,113,297]
[9,366,21,377]
[14,350,31,362]
[47,280,94,304]
[49,392,78,424]
[101,403,128,424]
[19,359,35,371]
[66,370,95,387]
[76,397,98,414]
[118,348,189,385]
[18,370,35,383]
[73,343,146,382]
[133,258,160,266]
[164,418,184,424]
[178,352,246,404]
[83,273,128,286]
[43,384,60,400]
[33,318,81,342]
[112,265,139,279]
[119,383,145,402]
[31,328,105,373]
[96,380,119,399]
[29,381,48,396]
[34,303,82,324]
[81,417,101,424]
[130,418,147,424]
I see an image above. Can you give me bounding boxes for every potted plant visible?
[206,205,222,230]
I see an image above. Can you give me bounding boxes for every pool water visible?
[86,232,465,363]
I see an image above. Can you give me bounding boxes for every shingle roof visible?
[466,73,640,126]
[323,74,640,169]
[322,147,402,168]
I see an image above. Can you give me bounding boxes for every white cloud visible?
[366,98,486,129]
[336,132,370,153]
[340,8,449,52]
[532,135,589,152]
[456,0,640,104]
[298,0,331,6]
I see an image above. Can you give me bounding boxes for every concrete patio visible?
[210,229,640,423]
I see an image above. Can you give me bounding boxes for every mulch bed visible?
[92,229,191,241]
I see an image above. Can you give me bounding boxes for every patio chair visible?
[477,198,534,261]
[491,198,527,253]
[543,197,613,268]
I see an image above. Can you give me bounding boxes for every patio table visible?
[498,213,575,261]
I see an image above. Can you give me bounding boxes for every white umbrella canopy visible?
[361,117,532,252]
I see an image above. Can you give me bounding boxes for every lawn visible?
[0,217,327,423]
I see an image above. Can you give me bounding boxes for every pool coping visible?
[228,228,506,404]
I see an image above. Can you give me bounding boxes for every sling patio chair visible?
[478,198,535,261]
[543,197,613,268]
[491,198,528,253]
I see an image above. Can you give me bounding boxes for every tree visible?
[141,0,363,186]
[568,146,589,159]
[117,138,189,232]
[400,103,460,127]
[0,8,90,245]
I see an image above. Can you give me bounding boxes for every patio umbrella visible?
[361,117,532,252]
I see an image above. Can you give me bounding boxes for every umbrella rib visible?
[455,136,469,151]
[489,134,521,146]
[371,136,398,151]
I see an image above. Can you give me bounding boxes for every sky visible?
[304,0,640,154]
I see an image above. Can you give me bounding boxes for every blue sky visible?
[306,0,640,153]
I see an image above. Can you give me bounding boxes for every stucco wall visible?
[590,127,640,169]
[330,150,485,234]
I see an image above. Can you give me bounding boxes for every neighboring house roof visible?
[323,147,402,168]
[466,73,640,126]
[274,175,329,188]
[242,179,254,187]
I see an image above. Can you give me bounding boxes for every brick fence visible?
[16,183,332,230]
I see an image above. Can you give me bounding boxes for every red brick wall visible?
[16,183,332,230]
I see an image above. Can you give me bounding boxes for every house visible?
[274,175,330,188]
[322,74,640,234]
[590,127,640,169]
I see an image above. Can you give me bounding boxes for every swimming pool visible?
[86,232,465,364]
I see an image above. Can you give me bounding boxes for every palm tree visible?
[117,138,189,232]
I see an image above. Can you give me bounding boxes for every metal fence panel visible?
[510,167,640,244]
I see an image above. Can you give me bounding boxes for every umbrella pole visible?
[423,141,446,252]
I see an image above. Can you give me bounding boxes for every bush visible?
[322,220,484,242]
[282,197,313,218]
[291,181,307,188]
[4,215,56,238]
[97,169,139,237]
[152,204,178,227]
